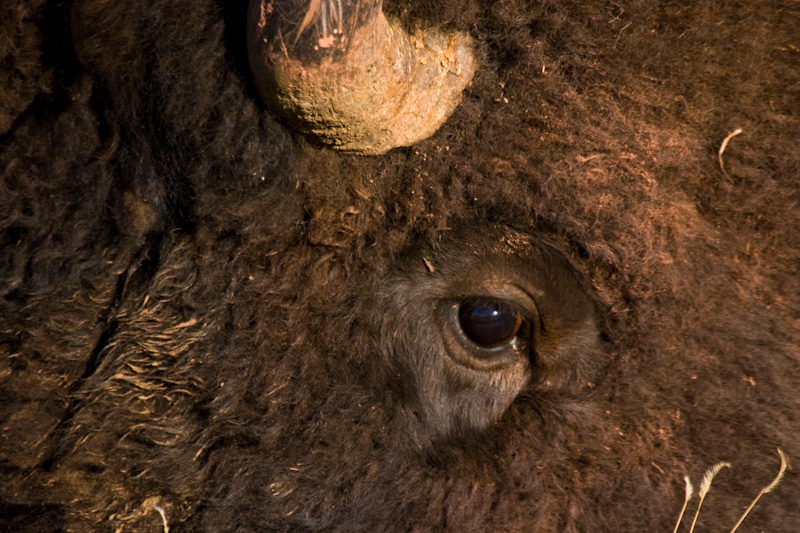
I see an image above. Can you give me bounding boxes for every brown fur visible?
[1,0,798,531]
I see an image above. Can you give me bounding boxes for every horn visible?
[247,0,475,155]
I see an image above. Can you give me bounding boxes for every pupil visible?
[458,300,522,348]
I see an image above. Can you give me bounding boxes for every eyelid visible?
[449,282,539,318]
[437,286,539,372]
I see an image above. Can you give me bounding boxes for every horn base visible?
[248,1,475,155]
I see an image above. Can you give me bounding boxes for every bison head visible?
[1,0,798,531]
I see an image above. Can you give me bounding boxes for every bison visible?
[1,0,798,531]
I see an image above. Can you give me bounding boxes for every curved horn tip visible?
[247,0,476,155]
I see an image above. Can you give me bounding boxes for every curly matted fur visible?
[1,0,798,531]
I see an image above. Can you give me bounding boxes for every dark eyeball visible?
[458,299,523,349]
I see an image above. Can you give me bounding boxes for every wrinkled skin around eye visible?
[380,225,601,445]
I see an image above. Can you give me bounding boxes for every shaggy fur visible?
[2,0,799,531]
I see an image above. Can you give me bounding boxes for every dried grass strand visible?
[152,504,170,533]
[297,0,322,40]
[728,449,788,533]
[718,128,743,180]
[688,462,731,533]
[673,476,694,533]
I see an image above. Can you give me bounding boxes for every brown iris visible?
[457,300,523,349]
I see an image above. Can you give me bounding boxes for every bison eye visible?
[458,299,523,349]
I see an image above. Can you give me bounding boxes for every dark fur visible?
[2,0,799,531]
